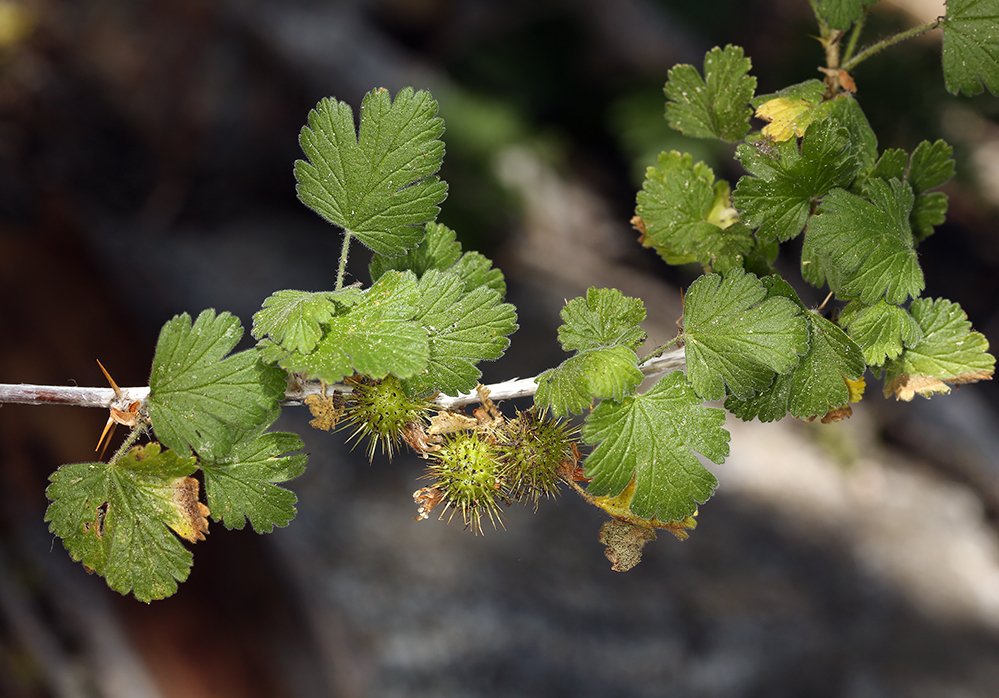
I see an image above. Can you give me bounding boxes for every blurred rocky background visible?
[2,0,999,696]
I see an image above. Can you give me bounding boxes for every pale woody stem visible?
[0,346,687,412]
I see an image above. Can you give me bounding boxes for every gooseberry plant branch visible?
[0,346,687,412]
[5,1,999,599]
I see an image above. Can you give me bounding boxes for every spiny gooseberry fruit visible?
[497,408,577,507]
[423,430,506,534]
[342,374,431,461]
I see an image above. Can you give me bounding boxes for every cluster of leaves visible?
[46,310,306,601]
[42,3,999,600]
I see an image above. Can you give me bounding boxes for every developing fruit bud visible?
[497,408,577,506]
[422,430,506,534]
[342,374,431,461]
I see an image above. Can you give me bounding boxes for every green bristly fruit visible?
[342,375,431,461]
[424,430,506,534]
[498,408,577,507]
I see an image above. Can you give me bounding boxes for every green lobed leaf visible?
[369,221,506,296]
[840,298,923,366]
[200,423,307,534]
[803,179,925,305]
[403,268,518,396]
[733,118,859,242]
[884,297,995,399]
[251,288,361,355]
[821,95,879,174]
[636,151,753,270]
[907,139,956,242]
[869,139,954,242]
[557,287,647,352]
[149,310,288,457]
[816,0,866,30]
[266,270,428,385]
[725,277,866,421]
[535,346,647,416]
[942,0,999,96]
[664,45,757,142]
[683,268,809,401]
[750,79,827,109]
[45,443,203,602]
[581,371,728,522]
[534,288,648,415]
[294,87,448,256]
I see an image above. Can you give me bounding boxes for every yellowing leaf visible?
[883,298,995,401]
[844,375,866,402]
[756,97,819,141]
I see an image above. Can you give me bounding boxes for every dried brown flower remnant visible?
[305,391,344,431]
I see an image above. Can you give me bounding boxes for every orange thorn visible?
[96,359,123,398]
[96,418,116,456]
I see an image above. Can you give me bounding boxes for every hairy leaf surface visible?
[943,0,999,96]
[45,444,205,602]
[733,119,858,242]
[803,179,924,304]
[840,299,923,366]
[369,222,506,295]
[267,271,428,384]
[251,289,361,355]
[535,288,647,415]
[295,87,448,256]
[884,298,995,399]
[725,277,865,421]
[664,45,756,142]
[149,310,287,457]
[636,152,752,271]
[200,425,307,534]
[404,269,517,395]
[582,372,728,522]
[683,269,809,401]
[817,0,866,30]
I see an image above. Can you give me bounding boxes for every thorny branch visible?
[0,346,687,412]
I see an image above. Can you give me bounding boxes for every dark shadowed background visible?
[3,1,999,696]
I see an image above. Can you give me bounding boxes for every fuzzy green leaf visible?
[636,151,753,270]
[535,346,647,416]
[266,271,428,384]
[295,87,448,256]
[725,277,866,421]
[558,287,647,352]
[664,45,756,142]
[942,0,999,96]
[403,269,518,395]
[251,289,361,355]
[869,140,954,242]
[683,269,809,401]
[149,310,287,457]
[45,443,203,602]
[908,140,956,242]
[884,298,995,399]
[200,424,307,534]
[733,119,859,242]
[803,179,924,304]
[840,299,923,366]
[369,222,506,296]
[534,288,647,415]
[822,95,879,173]
[817,0,866,30]
[750,79,827,109]
[581,371,728,522]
